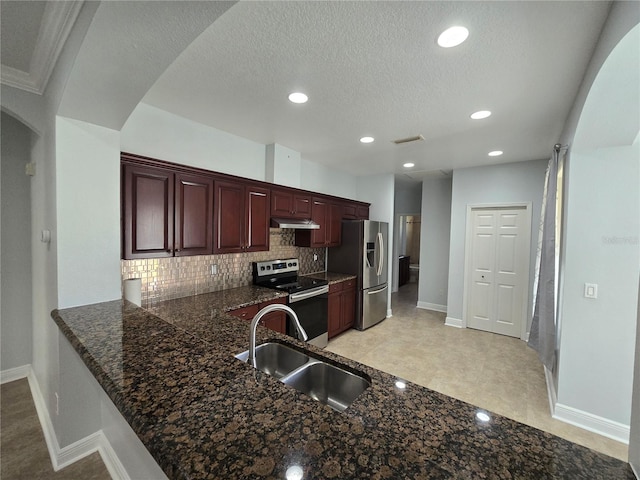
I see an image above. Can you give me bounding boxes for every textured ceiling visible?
[143,1,611,177]
[0,1,46,72]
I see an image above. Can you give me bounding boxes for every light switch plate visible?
[584,283,598,299]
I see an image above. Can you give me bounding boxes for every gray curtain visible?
[528,149,558,370]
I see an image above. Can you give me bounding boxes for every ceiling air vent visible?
[393,134,424,145]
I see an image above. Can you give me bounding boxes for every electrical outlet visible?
[55,392,59,415]
[313,254,318,261]
[211,264,218,275]
[584,283,598,299]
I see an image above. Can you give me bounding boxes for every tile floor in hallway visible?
[325,281,629,462]
[1,378,111,480]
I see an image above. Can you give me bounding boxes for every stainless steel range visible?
[252,259,329,348]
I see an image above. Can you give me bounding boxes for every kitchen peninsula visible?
[52,287,634,479]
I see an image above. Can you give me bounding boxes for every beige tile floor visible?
[326,282,629,462]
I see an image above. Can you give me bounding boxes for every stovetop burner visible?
[252,258,328,294]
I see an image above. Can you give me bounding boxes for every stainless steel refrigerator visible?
[328,220,388,330]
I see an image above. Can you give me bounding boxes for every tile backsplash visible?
[121,229,325,306]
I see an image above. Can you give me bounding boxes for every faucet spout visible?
[248,304,308,368]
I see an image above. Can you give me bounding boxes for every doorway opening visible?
[398,215,420,287]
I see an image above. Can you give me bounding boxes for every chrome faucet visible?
[248,304,308,368]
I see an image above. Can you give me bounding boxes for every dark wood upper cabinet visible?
[246,186,270,252]
[342,201,370,220]
[295,197,342,247]
[214,179,245,253]
[123,163,174,259]
[122,153,368,258]
[175,173,214,256]
[271,189,312,219]
[214,179,270,253]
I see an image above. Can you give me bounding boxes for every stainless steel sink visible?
[235,342,309,379]
[235,342,370,411]
[281,361,371,412]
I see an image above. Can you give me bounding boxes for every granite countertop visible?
[302,271,356,285]
[52,285,634,480]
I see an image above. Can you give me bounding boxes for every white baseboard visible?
[554,402,630,445]
[445,316,463,328]
[24,368,128,479]
[416,302,447,313]
[1,364,31,384]
[543,366,557,416]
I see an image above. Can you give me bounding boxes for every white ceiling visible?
[143,1,611,177]
[0,1,82,94]
[2,1,614,178]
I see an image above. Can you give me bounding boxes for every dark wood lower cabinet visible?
[228,298,286,334]
[328,279,356,339]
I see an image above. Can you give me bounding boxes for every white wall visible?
[1,112,33,371]
[630,280,640,475]
[417,178,452,312]
[446,160,547,324]
[553,5,640,442]
[394,180,422,214]
[300,158,357,199]
[266,143,302,188]
[557,144,639,429]
[56,117,121,308]
[121,103,267,181]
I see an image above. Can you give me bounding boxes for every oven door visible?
[288,285,329,348]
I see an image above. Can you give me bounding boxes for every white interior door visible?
[466,207,530,338]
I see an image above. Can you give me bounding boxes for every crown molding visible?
[1,1,84,95]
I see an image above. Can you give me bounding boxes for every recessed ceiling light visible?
[288,92,308,104]
[437,26,469,48]
[360,136,375,144]
[488,150,503,157]
[470,110,492,120]
[403,163,415,168]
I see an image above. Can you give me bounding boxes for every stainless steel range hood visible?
[271,218,320,229]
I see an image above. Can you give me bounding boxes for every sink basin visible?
[235,342,309,379]
[281,361,371,412]
[235,342,371,412]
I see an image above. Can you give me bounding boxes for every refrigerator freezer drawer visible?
[359,284,388,330]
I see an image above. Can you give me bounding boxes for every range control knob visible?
[266,265,271,270]
[260,266,265,271]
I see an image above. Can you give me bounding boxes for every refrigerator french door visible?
[328,220,389,330]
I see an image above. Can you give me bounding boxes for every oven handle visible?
[289,285,329,303]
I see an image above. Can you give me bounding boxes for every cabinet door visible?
[123,164,174,259]
[341,286,356,330]
[214,180,245,253]
[310,198,328,247]
[292,193,312,218]
[246,186,270,252]
[271,190,294,217]
[259,298,287,334]
[356,205,370,220]
[328,291,342,339]
[328,202,343,247]
[175,173,213,256]
[342,203,357,219]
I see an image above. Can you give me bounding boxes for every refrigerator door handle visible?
[367,285,388,295]
[376,232,384,276]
